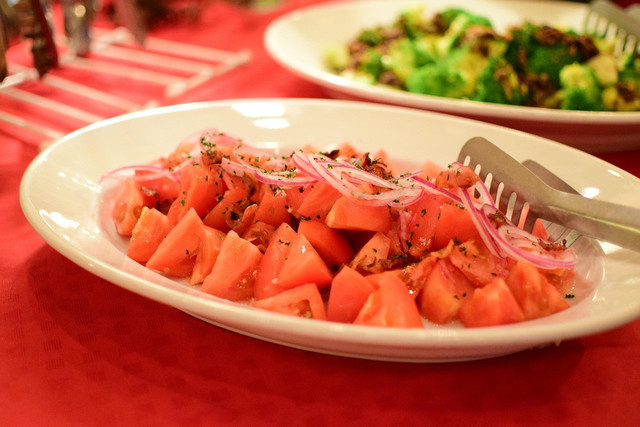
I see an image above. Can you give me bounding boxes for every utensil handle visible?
[540,191,640,252]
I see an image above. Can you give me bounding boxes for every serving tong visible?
[584,0,640,55]
[458,137,640,253]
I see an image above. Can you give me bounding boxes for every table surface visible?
[2,1,640,425]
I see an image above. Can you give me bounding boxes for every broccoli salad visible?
[324,7,640,111]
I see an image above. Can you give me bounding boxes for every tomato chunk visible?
[112,176,155,236]
[276,234,333,291]
[202,186,249,232]
[458,278,526,327]
[326,197,391,232]
[254,188,291,228]
[200,230,263,301]
[167,163,225,223]
[447,240,509,287]
[146,207,202,277]
[327,266,377,323]
[127,207,173,263]
[418,259,474,324]
[253,283,327,320]
[190,225,226,285]
[134,170,180,203]
[354,273,423,329]
[254,223,298,300]
[433,201,482,250]
[398,193,444,257]
[297,181,342,221]
[505,260,569,320]
[349,232,391,273]
[298,219,354,269]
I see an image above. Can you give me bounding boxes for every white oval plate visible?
[264,0,640,152]
[20,99,640,362]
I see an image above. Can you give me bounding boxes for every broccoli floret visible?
[397,6,426,39]
[447,10,492,31]
[504,23,537,72]
[412,35,439,65]
[558,63,603,110]
[324,44,351,72]
[618,53,640,83]
[407,44,489,98]
[473,57,524,105]
[406,63,470,98]
[383,38,435,83]
[505,24,581,85]
[358,48,384,80]
[406,64,468,98]
[602,54,639,111]
[438,8,467,28]
[446,45,491,87]
[586,53,618,87]
[602,84,640,111]
[435,10,493,56]
[528,42,581,86]
[357,28,385,47]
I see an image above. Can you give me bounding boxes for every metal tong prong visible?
[458,136,640,253]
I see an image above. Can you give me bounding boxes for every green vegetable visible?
[326,5,640,111]
[473,57,524,105]
[406,63,470,98]
[558,63,603,111]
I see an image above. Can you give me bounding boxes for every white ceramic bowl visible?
[20,99,640,362]
[264,0,640,152]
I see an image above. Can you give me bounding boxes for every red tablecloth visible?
[2,1,640,425]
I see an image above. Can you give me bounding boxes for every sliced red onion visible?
[99,164,169,184]
[458,189,503,257]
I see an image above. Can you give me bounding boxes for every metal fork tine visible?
[585,0,640,55]
[460,146,580,245]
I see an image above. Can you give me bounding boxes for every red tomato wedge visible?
[112,176,155,236]
[254,188,291,227]
[354,273,423,329]
[433,201,482,250]
[350,232,391,272]
[327,266,377,323]
[398,193,445,257]
[134,169,180,202]
[202,186,248,232]
[200,230,263,301]
[283,185,309,216]
[296,181,342,221]
[419,160,444,180]
[297,219,354,269]
[276,234,333,291]
[254,223,298,300]
[167,163,225,223]
[447,240,510,287]
[458,278,526,327]
[127,207,173,263]
[418,259,475,324]
[253,283,327,320]
[326,196,391,233]
[190,226,226,285]
[146,207,202,277]
[505,260,569,320]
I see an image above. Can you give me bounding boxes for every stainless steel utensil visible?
[457,136,640,252]
[585,0,640,55]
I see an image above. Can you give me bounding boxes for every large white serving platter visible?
[264,0,640,152]
[20,99,640,362]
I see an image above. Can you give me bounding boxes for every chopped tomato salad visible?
[104,129,577,328]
